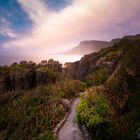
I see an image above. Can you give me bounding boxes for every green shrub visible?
[76,88,121,139]
[76,88,110,128]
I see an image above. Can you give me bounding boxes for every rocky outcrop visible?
[96,57,115,73]
[63,61,79,79]
[63,52,100,80]
[38,59,62,72]
[63,46,126,81]
[48,59,62,72]
[0,60,62,92]
[20,60,27,65]
[63,34,140,81]
[63,51,116,80]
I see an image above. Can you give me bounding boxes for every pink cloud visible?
[2,0,140,55]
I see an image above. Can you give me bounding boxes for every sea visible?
[0,54,83,66]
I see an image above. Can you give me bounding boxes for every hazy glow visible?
[1,0,140,62]
[48,54,82,63]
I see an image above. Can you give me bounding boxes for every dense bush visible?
[0,89,64,140]
[76,88,110,127]
[86,67,109,86]
[44,67,56,79]
[100,38,135,58]
[43,79,86,99]
[76,88,113,139]
[120,40,140,72]
[105,51,119,62]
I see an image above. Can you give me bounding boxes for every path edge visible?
[53,98,74,138]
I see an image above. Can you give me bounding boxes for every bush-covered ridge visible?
[76,37,140,139]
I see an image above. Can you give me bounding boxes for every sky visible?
[0,0,140,63]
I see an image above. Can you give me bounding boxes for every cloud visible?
[17,0,48,24]
[0,17,17,38]
[2,0,140,55]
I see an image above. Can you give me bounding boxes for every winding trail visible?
[58,97,84,140]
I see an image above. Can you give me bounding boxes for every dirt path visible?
[58,97,84,140]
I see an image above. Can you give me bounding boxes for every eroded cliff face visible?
[63,53,100,80]
[63,50,122,81]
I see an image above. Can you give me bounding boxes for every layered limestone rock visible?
[0,60,62,92]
